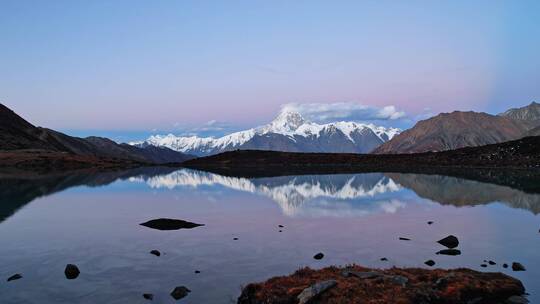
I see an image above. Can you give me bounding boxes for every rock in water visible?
[512,262,526,271]
[143,293,153,300]
[7,273,22,282]
[140,218,204,231]
[428,221,434,225]
[297,280,337,304]
[170,286,191,300]
[489,260,496,265]
[436,249,461,256]
[150,250,161,257]
[313,252,324,260]
[437,235,459,248]
[64,264,80,279]
[425,260,436,267]
[380,257,388,261]
[399,237,411,241]
[278,225,284,228]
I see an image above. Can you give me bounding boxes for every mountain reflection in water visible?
[2,167,540,223]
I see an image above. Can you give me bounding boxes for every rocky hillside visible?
[0,103,194,165]
[374,102,540,154]
[372,111,527,154]
[500,101,540,129]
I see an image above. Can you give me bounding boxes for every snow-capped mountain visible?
[132,109,401,156]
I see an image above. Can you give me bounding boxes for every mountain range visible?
[374,102,540,154]
[134,102,540,156]
[132,109,401,156]
[0,103,194,165]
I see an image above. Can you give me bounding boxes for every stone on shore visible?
[297,280,337,304]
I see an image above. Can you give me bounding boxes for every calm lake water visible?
[1,168,539,303]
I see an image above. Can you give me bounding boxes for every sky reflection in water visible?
[0,168,539,303]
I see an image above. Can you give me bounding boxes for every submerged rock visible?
[437,235,459,248]
[170,286,191,300]
[140,218,204,231]
[297,280,337,304]
[313,253,324,260]
[7,273,22,282]
[436,249,461,256]
[143,293,153,300]
[237,265,526,304]
[512,262,526,271]
[64,264,80,280]
[150,250,161,257]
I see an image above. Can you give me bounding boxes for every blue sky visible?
[1,0,539,142]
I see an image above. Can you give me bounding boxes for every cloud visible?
[170,120,238,137]
[280,102,406,123]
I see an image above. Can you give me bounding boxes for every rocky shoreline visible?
[238,265,528,304]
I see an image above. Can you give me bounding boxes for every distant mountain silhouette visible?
[0,103,194,164]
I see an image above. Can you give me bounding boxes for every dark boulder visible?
[313,252,324,260]
[399,237,411,241]
[150,250,161,257]
[170,286,191,300]
[64,264,80,280]
[143,293,153,300]
[512,262,526,271]
[437,235,459,248]
[140,218,204,231]
[436,249,461,256]
[7,273,22,282]
[425,260,435,267]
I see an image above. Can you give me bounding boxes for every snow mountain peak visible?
[132,109,401,156]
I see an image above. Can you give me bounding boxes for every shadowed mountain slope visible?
[0,103,194,165]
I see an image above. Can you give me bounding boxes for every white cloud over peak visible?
[280,102,406,123]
